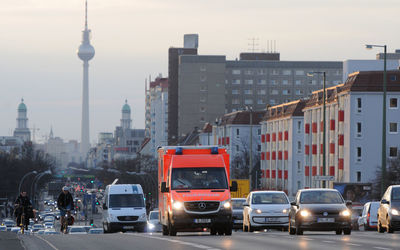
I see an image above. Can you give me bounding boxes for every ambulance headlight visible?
[173,201,183,210]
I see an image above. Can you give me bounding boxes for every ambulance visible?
[158,146,237,236]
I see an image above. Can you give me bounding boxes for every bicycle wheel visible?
[20,214,25,234]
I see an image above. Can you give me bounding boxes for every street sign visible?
[314,176,335,181]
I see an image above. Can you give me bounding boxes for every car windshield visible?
[392,187,400,200]
[149,212,159,220]
[232,199,246,209]
[70,227,85,232]
[252,193,288,204]
[109,194,144,208]
[171,168,228,190]
[300,191,344,204]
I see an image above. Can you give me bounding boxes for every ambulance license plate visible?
[194,219,211,223]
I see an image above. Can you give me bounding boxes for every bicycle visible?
[15,205,29,234]
[60,209,72,234]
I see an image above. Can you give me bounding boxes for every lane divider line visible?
[35,236,60,250]
[128,233,221,250]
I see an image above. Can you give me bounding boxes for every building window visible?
[258,129,261,135]
[282,89,290,95]
[236,145,240,151]
[270,99,276,105]
[257,99,265,105]
[390,75,397,81]
[297,161,301,173]
[257,89,266,95]
[258,79,267,85]
[270,80,277,85]
[200,85,207,92]
[232,79,241,84]
[244,99,253,104]
[232,99,240,105]
[297,181,301,190]
[236,128,240,137]
[200,65,206,71]
[257,145,261,152]
[244,79,253,85]
[295,70,304,76]
[297,141,302,153]
[257,69,267,75]
[357,98,362,113]
[310,80,317,85]
[283,70,291,75]
[244,89,253,95]
[244,70,253,75]
[295,90,303,95]
[271,89,279,95]
[389,122,398,133]
[356,122,362,137]
[232,69,241,75]
[295,80,302,85]
[356,147,362,162]
[282,80,289,85]
[271,69,279,75]
[232,89,239,95]
[200,107,206,112]
[357,171,361,182]
[200,75,207,82]
[390,98,398,108]
[389,147,398,158]
[297,121,302,133]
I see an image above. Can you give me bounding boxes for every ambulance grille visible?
[184,201,220,212]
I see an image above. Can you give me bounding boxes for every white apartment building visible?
[302,71,400,189]
[343,59,400,82]
[211,110,265,179]
[148,77,168,157]
[260,100,306,197]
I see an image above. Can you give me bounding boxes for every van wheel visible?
[162,225,169,235]
[225,224,232,236]
[210,227,217,235]
[296,226,303,235]
[343,229,351,235]
[168,221,177,236]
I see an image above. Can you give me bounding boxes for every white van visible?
[102,184,147,233]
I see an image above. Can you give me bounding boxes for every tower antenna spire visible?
[85,0,88,29]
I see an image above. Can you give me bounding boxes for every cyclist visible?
[14,191,32,230]
[57,186,74,232]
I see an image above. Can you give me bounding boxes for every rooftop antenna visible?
[248,38,259,52]
[85,0,88,30]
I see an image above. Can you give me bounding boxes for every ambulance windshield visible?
[171,167,228,190]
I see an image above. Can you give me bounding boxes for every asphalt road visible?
[9,230,399,250]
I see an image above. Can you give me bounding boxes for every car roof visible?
[250,190,287,194]
[299,188,339,192]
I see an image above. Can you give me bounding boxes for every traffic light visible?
[95,200,100,205]
[90,219,94,226]
[90,180,94,184]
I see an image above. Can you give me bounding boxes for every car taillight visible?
[367,213,370,225]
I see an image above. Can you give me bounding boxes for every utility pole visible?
[248,107,253,191]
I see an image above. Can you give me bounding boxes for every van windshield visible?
[392,187,400,200]
[109,194,144,208]
[171,167,228,190]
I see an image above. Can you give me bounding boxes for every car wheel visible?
[343,229,351,235]
[387,222,394,234]
[295,225,303,235]
[224,224,232,236]
[335,229,342,235]
[378,221,385,233]
[162,225,169,235]
[210,227,217,235]
[168,220,176,236]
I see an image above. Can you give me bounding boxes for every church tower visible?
[121,100,132,130]
[13,98,31,142]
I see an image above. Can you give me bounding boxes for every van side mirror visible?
[381,199,390,205]
[161,182,169,193]
[102,203,107,210]
[345,200,352,207]
[290,201,297,206]
[230,181,238,192]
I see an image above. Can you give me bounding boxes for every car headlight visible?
[300,210,310,217]
[254,209,262,214]
[148,223,155,229]
[173,201,183,210]
[391,209,399,216]
[222,200,231,209]
[340,209,351,217]
[282,209,288,214]
[139,213,146,219]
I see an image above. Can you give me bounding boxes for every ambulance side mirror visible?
[230,181,238,192]
[161,182,169,193]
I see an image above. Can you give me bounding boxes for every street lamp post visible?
[31,170,52,208]
[246,106,254,191]
[308,72,327,188]
[366,44,387,195]
[18,171,37,194]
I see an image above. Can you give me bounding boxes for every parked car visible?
[68,226,87,234]
[44,222,54,229]
[10,227,20,233]
[358,202,379,230]
[44,229,60,235]
[88,228,104,234]
[147,210,161,232]
[232,198,246,229]
[31,224,45,233]
[288,188,352,235]
[2,219,16,229]
[0,225,7,231]
[378,185,400,233]
[243,191,290,232]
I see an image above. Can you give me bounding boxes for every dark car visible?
[289,189,352,235]
[231,198,246,229]
[377,185,400,233]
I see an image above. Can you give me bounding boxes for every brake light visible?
[367,212,370,225]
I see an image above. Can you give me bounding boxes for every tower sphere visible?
[77,43,95,61]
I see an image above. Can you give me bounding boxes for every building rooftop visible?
[219,110,266,125]
[263,99,307,121]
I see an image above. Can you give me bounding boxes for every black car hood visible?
[299,203,347,213]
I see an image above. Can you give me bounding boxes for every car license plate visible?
[317,218,334,223]
[265,217,279,222]
[194,219,211,223]
[122,226,135,229]
[234,220,243,223]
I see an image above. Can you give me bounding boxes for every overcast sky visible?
[1,0,399,143]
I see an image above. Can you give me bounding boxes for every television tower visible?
[77,0,95,155]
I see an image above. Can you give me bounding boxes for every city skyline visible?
[1,0,400,142]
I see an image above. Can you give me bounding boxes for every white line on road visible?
[301,237,314,241]
[373,247,392,250]
[322,241,334,243]
[128,233,221,250]
[347,243,361,246]
[35,236,60,250]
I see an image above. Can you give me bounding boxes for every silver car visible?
[358,202,379,230]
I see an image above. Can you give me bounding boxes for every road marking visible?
[373,247,392,250]
[129,233,221,250]
[347,243,361,246]
[322,241,334,243]
[35,236,60,250]
[301,237,314,241]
